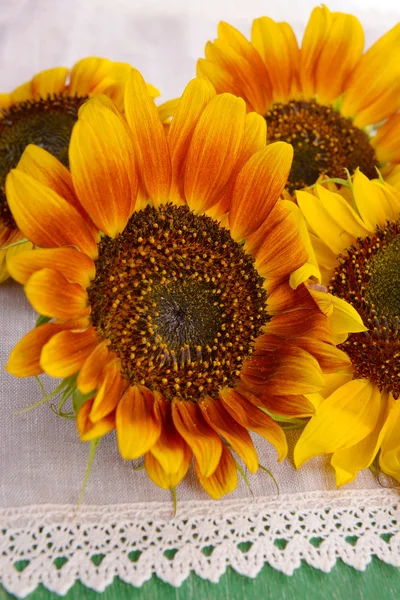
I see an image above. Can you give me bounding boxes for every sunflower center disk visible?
[0,94,85,229]
[329,222,400,398]
[265,99,378,194]
[88,204,268,401]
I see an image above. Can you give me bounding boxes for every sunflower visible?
[6,70,353,499]
[197,6,400,196]
[293,170,400,485]
[0,57,158,283]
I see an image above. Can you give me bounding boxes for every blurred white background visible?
[0,0,399,105]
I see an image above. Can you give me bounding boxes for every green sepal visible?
[235,460,254,497]
[35,314,52,327]
[258,464,279,495]
[258,406,308,429]
[76,438,100,508]
[72,388,95,417]
[0,237,29,251]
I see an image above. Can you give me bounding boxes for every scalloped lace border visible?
[1,489,399,597]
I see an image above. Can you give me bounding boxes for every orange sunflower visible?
[294,171,400,485]
[197,5,400,195]
[0,57,158,283]
[6,71,353,499]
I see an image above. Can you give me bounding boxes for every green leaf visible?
[35,314,52,327]
[72,388,95,417]
[258,406,308,427]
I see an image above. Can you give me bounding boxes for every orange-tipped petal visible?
[77,341,111,394]
[149,393,192,477]
[220,388,288,461]
[229,142,293,240]
[241,335,324,396]
[145,444,192,490]
[40,328,98,378]
[70,96,137,237]
[199,396,259,473]
[6,170,98,258]
[25,268,89,320]
[116,385,161,460]
[8,247,95,287]
[77,398,116,442]
[251,17,299,104]
[17,145,96,230]
[89,359,125,422]
[195,444,238,500]
[301,9,364,104]
[372,113,400,164]
[172,400,222,477]
[168,78,216,204]
[341,23,400,126]
[184,94,246,214]
[6,322,74,377]
[124,69,171,205]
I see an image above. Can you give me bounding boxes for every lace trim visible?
[1,489,399,597]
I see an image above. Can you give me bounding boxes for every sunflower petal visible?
[6,322,74,377]
[184,94,246,214]
[294,379,381,468]
[69,57,113,96]
[124,69,171,205]
[195,444,238,500]
[6,170,97,257]
[116,385,161,459]
[168,78,216,204]
[77,398,116,442]
[145,444,192,490]
[149,393,192,477]
[220,388,287,461]
[25,268,89,319]
[40,328,98,378]
[8,247,95,287]
[380,400,400,483]
[31,67,69,97]
[372,114,400,164]
[89,359,125,422]
[332,391,395,486]
[77,341,111,395]
[251,17,299,103]
[341,23,400,126]
[70,95,137,237]
[199,396,259,473]
[172,400,222,478]
[229,142,293,240]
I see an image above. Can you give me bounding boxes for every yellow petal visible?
[116,385,161,460]
[172,400,223,478]
[6,169,98,258]
[25,268,89,320]
[380,400,400,482]
[195,444,238,500]
[124,69,171,205]
[40,329,99,378]
[184,93,246,214]
[353,170,400,229]
[294,379,381,468]
[145,445,192,490]
[168,77,216,204]
[332,390,395,486]
[229,142,293,240]
[31,67,69,97]
[70,96,137,237]
[77,398,116,442]
[341,23,400,126]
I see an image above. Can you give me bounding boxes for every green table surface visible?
[1,558,400,600]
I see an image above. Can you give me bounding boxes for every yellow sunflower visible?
[197,5,400,196]
[6,70,353,499]
[0,57,158,283]
[294,170,400,485]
